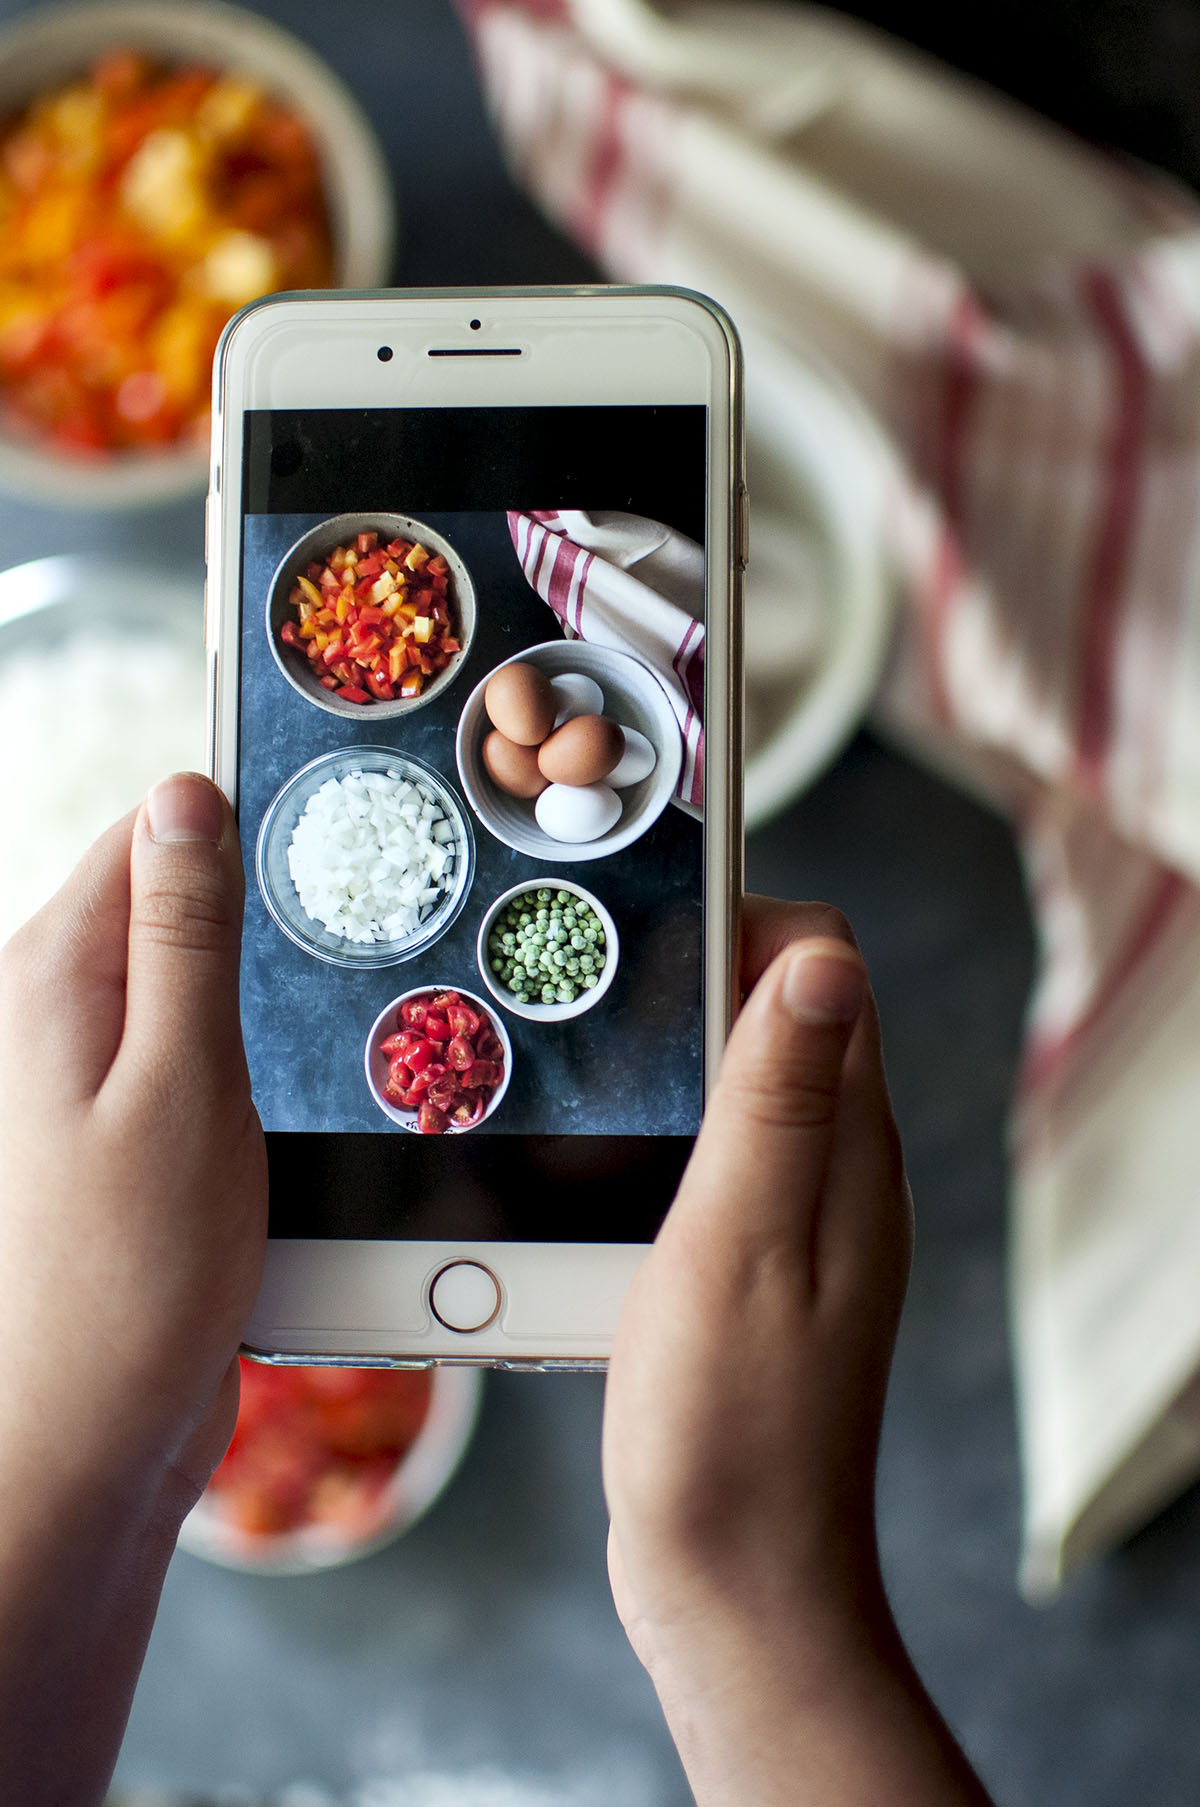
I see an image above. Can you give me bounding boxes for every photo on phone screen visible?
[236,402,709,1246]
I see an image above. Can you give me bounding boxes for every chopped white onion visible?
[286,768,458,944]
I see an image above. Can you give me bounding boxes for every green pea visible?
[583,973,598,988]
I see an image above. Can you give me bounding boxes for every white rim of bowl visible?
[364,985,513,1132]
[266,512,476,720]
[255,747,474,969]
[176,1365,483,1575]
[475,878,619,1023]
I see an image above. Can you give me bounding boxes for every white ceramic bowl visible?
[256,748,474,970]
[456,641,682,861]
[177,1364,482,1576]
[0,0,394,508]
[364,985,513,1131]
[739,333,898,826]
[267,512,476,720]
[475,877,619,1023]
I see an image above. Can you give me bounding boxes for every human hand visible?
[603,898,990,1805]
[0,773,266,1805]
[0,771,266,1505]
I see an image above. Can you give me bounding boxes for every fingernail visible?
[145,774,224,844]
[781,946,867,1025]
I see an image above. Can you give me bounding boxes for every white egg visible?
[535,781,622,843]
[550,671,605,727]
[606,724,657,788]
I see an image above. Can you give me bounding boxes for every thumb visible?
[673,937,868,1262]
[118,773,245,1090]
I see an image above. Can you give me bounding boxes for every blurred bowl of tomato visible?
[177,1360,481,1574]
[0,0,394,506]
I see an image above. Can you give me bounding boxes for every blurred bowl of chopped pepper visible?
[177,1360,483,1574]
[0,0,394,506]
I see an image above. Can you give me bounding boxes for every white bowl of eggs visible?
[455,641,681,860]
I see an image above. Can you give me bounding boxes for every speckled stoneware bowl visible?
[267,512,476,720]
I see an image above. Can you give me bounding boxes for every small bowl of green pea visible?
[476,878,619,1023]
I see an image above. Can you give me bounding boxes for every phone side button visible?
[428,1260,502,1333]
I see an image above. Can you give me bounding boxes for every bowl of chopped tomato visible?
[365,986,512,1135]
[268,514,476,718]
[0,1,393,504]
[178,1360,482,1574]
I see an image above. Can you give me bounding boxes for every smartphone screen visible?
[237,401,708,1246]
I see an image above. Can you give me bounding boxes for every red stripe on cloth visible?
[574,67,630,253]
[530,522,554,592]
[939,291,985,528]
[455,0,566,22]
[1074,267,1150,793]
[545,533,581,620]
[919,523,963,728]
[507,509,530,573]
[574,550,593,634]
[672,618,704,716]
[689,723,704,808]
[913,292,983,731]
[1018,864,1187,1102]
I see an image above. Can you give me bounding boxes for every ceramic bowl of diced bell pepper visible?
[267,512,476,719]
[0,2,394,506]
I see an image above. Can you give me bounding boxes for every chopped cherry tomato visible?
[374,990,507,1133]
[404,1038,436,1072]
[425,1072,460,1111]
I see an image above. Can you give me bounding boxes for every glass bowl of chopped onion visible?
[255,747,474,969]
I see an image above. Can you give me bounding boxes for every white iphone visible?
[207,286,743,1368]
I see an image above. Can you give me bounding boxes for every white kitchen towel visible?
[460,0,1200,1591]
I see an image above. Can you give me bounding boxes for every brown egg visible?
[484,662,556,746]
[482,729,549,799]
[537,714,625,787]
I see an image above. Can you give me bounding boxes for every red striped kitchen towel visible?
[508,508,705,810]
[460,0,1200,1592]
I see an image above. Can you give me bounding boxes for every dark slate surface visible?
[239,510,702,1138]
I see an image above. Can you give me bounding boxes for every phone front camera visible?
[469,319,482,331]
[377,345,393,362]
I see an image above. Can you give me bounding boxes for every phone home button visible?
[429,1261,502,1333]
